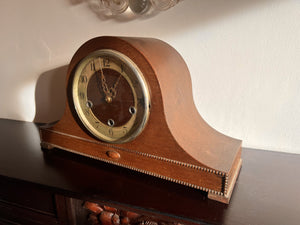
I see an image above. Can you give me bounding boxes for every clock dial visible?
[72,49,150,143]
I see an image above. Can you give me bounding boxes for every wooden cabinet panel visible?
[0,200,58,225]
[0,177,58,225]
[0,178,56,215]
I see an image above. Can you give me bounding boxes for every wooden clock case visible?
[40,36,242,204]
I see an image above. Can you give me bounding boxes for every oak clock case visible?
[40,36,242,204]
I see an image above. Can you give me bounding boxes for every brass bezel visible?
[72,49,150,144]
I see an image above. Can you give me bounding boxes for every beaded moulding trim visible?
[42,129,228,196]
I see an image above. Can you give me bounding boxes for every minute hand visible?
[98,59,110,95]
[109,74,122,99]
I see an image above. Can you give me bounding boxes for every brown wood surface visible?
[1,119,300,225]
[40,36,242,202]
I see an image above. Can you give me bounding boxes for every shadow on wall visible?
[34,66,68,124]
[33,0,275,122]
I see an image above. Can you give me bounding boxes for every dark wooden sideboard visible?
[0,119,299,225]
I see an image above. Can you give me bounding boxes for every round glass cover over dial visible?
[72,49,150,143]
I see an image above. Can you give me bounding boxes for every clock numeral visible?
[79,92,85,99]
[123,126,128,134]
[90,61,96,71]
[132,79,139,87]
[103,58,110,67]
[80,75,87,83]
[85,109,90,115]
[108,128,114,137]
[137,97,144,107]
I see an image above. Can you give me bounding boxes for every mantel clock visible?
[40,36,242,204]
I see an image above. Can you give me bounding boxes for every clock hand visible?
[97,58,122,102]
[95,70,105,94]
[98,58,113,103]
[102,74,113,103]
[99,66,109,95]
[109,74,122,99]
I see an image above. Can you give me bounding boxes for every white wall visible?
[0,0,299,153]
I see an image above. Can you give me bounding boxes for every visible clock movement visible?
[40,36,242,204]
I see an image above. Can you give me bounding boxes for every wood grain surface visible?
[39,36,242,203]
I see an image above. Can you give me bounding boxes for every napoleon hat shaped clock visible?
[40,36,242,204]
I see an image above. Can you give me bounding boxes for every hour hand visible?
[98,61,111,101]
[100,73,114,103]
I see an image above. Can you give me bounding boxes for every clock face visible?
[72,49,150,143]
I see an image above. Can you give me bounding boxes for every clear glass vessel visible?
[150,0,179,11]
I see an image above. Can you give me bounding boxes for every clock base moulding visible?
[39,36,242,204]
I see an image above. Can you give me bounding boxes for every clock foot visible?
[208,159,242,204]
[208,192,231,204]
[41,142,55,150]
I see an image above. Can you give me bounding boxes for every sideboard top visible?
[0,119,299,225]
